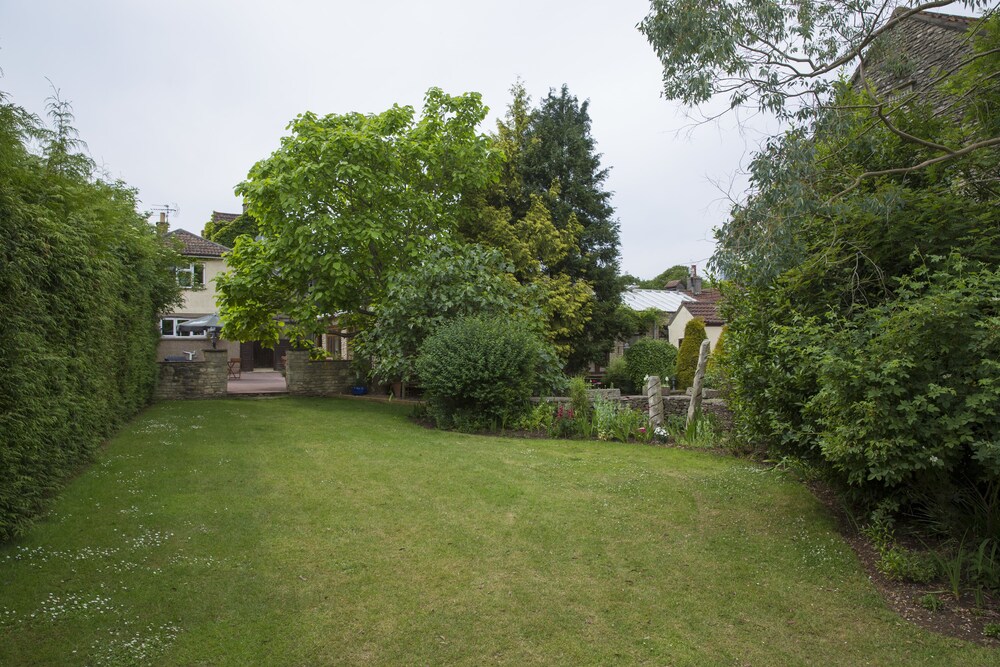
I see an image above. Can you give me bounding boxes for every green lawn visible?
[1,398,996,666]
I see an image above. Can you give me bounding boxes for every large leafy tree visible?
[216,89,500,346]
[202,212,259,248]
[351,243,545,384]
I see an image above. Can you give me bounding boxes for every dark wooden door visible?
[240,342,255,372]
[252,342,274,370]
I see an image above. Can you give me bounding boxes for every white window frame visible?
[175,262,206,289]
[160,317,207,339]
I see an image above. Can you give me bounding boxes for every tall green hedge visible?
[675,318,707,390]
[0,94,180,541]
[623,338,677,390]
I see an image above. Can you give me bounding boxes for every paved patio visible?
[227,369,288,395]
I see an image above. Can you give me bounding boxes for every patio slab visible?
[227,370,288,395]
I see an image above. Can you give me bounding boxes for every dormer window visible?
[175,262,205,289]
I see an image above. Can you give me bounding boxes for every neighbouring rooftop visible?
[166,229,231,258]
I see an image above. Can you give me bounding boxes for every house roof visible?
[858,9,978,113]
[622,288,695,313]
[679,300,725,327]
[210,211,240,224]
[166,229,230,258]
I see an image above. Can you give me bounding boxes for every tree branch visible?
[834,135,1000,198]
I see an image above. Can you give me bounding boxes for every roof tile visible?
[166,229,230,258]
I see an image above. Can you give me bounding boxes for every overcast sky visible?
[1,0,778,279]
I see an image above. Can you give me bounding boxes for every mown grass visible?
[1,398,997,665]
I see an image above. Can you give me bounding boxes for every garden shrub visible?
[623,338,677,391]
[514,401,555,434]
[703,326,727,390]
[675,318,707,390]
[0,94,180,541]
[603,356,634,393]
[877,545,939,584]
[352,244,530,384]
[664,413,723,448]
[593,397,648,442]
[568,376,591,420]
[809,259,1000,514]
[416,316,552,430]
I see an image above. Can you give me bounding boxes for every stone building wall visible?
[154,348,228,400]
[284,350,353,396]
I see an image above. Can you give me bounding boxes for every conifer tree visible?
[521,85,623,370]
[675,318,708,390]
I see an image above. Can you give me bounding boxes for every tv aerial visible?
[151,203,179,222]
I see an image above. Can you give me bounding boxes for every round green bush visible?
[623,338,678,390]
[416,316,545,430]
[675,318,708,390]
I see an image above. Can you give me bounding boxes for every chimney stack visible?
[689,264,702,295]
[156,212,169,236]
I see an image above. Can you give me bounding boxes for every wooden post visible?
[686,339,711,428]
[646,375,663,426]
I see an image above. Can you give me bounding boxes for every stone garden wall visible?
[546,390,734,430]
[284,350,353,396]
[620,394,733,430]
[154,348,228,400]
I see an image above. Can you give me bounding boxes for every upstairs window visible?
[175,263,205,289]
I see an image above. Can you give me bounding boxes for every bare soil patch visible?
[809,481,1000,647]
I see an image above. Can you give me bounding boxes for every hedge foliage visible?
[713,17,1000,535]
[352,244,531,384]
[0,94,180,541]
[623,338,677,390]
[675,318,707,390]
[415,316,553,430]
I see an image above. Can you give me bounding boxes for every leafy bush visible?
[810,259,1000,511]
[709,29,1000,543]
[603,356,634,393]
[416,316,553,431]
[664,413,723,448]
[623,338,677,390]
[877,545,939,585]
[703,326,727,390]
[568,376,591,420]
[549,403,581,438]
[0,94,180,540]
[917,594,943,612]
[675,318,707,390]
[353,244,530,384]
[593,397,648,442]
[514,401,555,433]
